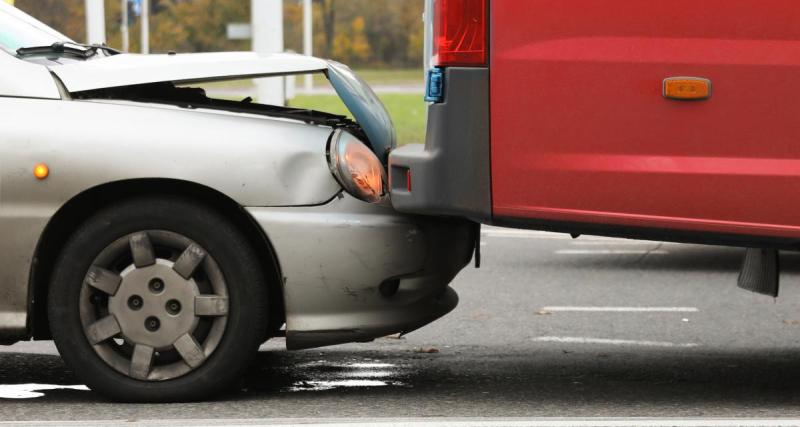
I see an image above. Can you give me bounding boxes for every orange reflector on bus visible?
[663,77,712,100]
[33,163,49,180]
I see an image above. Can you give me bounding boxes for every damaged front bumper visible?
[246,193,476,350]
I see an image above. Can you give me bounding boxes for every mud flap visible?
[737,248,779,297]
[474,223,481,268]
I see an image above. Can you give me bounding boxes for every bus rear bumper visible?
[389,67,492,222]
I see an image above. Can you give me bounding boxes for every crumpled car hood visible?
[49,51,328,93]
[49,51,396,163]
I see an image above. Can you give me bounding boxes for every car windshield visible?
[0,3,70,54]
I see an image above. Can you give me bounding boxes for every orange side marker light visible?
[663,77,712,101]
[33,163,49,180]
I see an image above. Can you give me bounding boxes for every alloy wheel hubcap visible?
[109,260,201,349]
[79,230,229,381]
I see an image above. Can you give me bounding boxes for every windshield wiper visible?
[16,41,120,59]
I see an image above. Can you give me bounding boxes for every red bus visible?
[390,0,800,295]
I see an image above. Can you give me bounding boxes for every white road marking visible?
[541,306,699,313]
[555,249,669,255]
[481,227,563,236]
[278,421,800,427]
[7,418,800,427]
[3,341,59,355]
[481,229,617,241]
[479,228,671,247]
[482,231,573,240]
[570,241,665,246]
[0,383,89,399]
[532,336,699,348]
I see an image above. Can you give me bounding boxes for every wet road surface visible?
[3,228,800,422]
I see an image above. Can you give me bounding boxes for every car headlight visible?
[327,129,388,204]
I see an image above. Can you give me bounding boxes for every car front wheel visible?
[48,196,268,402]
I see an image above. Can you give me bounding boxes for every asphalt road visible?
[3,227,800,423]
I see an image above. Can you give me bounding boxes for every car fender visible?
[0,96,340,341]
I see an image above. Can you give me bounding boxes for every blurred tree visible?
[401,1,424,65]
[15,0,85,42]
[15,0,423,68]
[332,16,370,64]
[283,1,303,53]
[314,0,335,59]
[149,0,249,53]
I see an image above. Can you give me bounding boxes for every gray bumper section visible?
[389,67,491,222]
[247,194,475,350]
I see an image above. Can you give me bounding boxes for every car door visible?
[491,0,800,239]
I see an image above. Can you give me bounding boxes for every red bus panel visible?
[491,0,800,238]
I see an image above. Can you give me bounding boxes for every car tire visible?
[47,196,268,402]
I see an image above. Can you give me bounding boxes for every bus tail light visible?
[432,0,488,67]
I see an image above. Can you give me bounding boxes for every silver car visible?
[0,4,475,401]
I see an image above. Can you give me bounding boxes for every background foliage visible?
[15,0,424,68]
